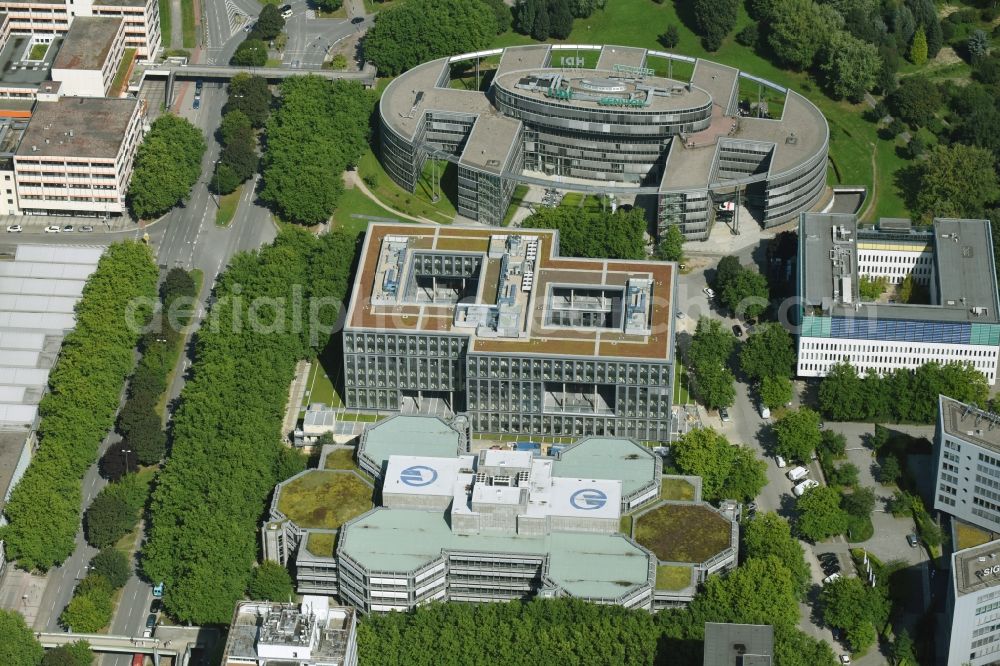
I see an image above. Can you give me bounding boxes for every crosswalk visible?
[226,0,250,37]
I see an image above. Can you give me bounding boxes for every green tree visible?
[858,275,887,301]
[364,0,496,75]
[248,561,294,601]
[692,360,736,410]
[818,430,846,457]
[691,556,800,630]
[909,25,927,64]
[655,224,684,262]
[842,486,876,517]
[548,0,573,38]
[231,39,268,66]
[720,266,769,319]
[820,576,887,651]
[773,408,822,462]
[524,206,647,259]
[743,512,811,597]
[673,428,765,502]
[818,362,865,421]
[128,115,206,219]
[880,455,902,484]
[252,4,284,40]
[759,375,793,410]
[911,144,1000,221]
[714,255,742,290]
[211,162,241,195]
[0,609,43,666]
[60,581,113,633]
[819,30,880,102]
[888,75,940,128]
[226,74,272,128]
[219,109,253,147]
[739,323,795,381]
[691,0,739,51]
[482,0,512,33]
[90,547,131,589]
[689,316,736,368]
[829,462,860,488]
[42,641,93,666]
[968,29,990,60]
[767,0,843,69]
[891,629,917,665]
[85,494,136,549]
[220,133,259,181]
[659,23,680,48]
[796,485,849,541]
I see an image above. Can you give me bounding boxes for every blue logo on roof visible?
[400,465,438,487]
[570,488,608,511]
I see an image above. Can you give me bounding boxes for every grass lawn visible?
[159,0,172,48]
[316,4,348,18]
[303,359,341,407]
[331,184,405,238]
[659,478,696,501]
[276,470,373,529]
[306,532,338,557]
[363,0,395,12]
[619,515,632,535]
[561,192,584,208]
[265,58,283,68]
[323,448,356,470]
[673,362,690,405]
[956,521,995,551]
[503,184,529,226]
[339,412,381,422]
[487,0,881,197]
[215,186,242,226]
[181,0,196,48]
[645,54,695,82]
[111,48,137,96]
[656,565,693,591]
[867,138,911,221]
[28,42,47,60]
[635,503,731,563]
[357,148,455,223]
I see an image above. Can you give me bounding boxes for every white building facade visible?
[797,214,1000,384]
[934,396,1000,533]
[948,540,1000,666]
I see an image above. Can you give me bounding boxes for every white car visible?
[793,478,820,497]
[787,466,809,482]
[703,287,715,298]
[839,655,851,665]
[775,455,787,468]
[823,571,841,585]
[44,225,60,233]
[5,224,21,232]
[760,405,771,419]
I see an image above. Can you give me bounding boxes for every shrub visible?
[659,24,680,48]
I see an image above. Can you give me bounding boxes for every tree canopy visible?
[128,115,206,219]
[231,39,268,66]
[909,143,1000,221]
[820,30,880,102]
[759,375,793,410]
[225,74,272,128]
[261,76,375,225]
[820,575,891,652]
[248,561,294,601]
[687,317,737,410]
[739,323,795,381]
[90,548,130,589]
[365,0,497,75]
[0,610,43,666]
[713,257,769,319]
[691,0,739,51]
[0,243,157,571]
[765,0,843,69]
[523,205,647,259]
[743,512,811,597]
[773,408,822,462]
[251,4,284,40]
[796,485,850,542]
[672,428,766,502]
[655,224,685,262]
[142,229,356,624]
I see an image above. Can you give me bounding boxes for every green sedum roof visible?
[340,508,652,600]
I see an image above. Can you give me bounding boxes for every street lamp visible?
[122,448,133,475]
[209,159,221,209]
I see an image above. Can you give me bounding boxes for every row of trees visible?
[714,255,769,321]
[358,598,658,665]
[686,317,736,410]
[0,243,158,571]
[128,115,206,220]
[364,0,504,76]
[523,205,647,259]
[1,610,92,666]
[84,468,151,550]
[141,229,356,624]
[671,427,767,503]
[260,76,375,225]
[60,548,133,633]
[820,553,896,653]
[213,76,272,194]
[512,0,603,41]
[818,360,988,423]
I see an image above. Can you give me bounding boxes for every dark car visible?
[145,614,157,629]
[351,16,363,23]
[149,599,162,614]
[732,324,743,337]
[822,562,840,576]
[907,533,919,548]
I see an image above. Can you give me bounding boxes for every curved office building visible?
[378,44,829,239]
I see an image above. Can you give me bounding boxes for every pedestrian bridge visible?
[38,632,191,666]
[143,62,377,86]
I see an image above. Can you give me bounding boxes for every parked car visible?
[839,655,851,665]
[822,571,841,585]
[775,455,787,468]
[703,287,715,298]
[675,311,685,319]
[786,466,809,482]
[193,94,201,110]
[760,405,771,419]
[145,614,156,629]
[821,560,840,575]
[243,20,255,32]
[149,599,162,614]
[62,224,74,232]
[80,225,94,232]
[44,225,60,233]
[906,533,919,548]
[5,224,21,232]
[793,478,820,497]
[351,16,364,23]
[719,408,731,422]
[280,3,293,17]
[732,324,743,337]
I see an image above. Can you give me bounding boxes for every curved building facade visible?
[378,44,829,239]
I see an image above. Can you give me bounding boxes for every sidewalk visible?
[0,567,48,627]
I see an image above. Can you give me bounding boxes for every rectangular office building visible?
[935,395,1000,532]
[797,214,1000,383]
[947,539,1000,666]
[343,224,676,440]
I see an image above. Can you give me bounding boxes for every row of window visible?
[800,341,995,357]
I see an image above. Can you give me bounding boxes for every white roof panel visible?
[0,277,86,297]
[0,263,96,280]
[0,294,78,313]
[0,312,75,331]
[14,245,104,265]
[0,350,40,367]
[383,455,476,498]
[0,386,26,402]
[0,331,46,350]
[0,403,38,428]
[0,367,48,387]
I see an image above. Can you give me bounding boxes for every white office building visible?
[947,539,1000,665]
[797,214,1000,383]
[934,396,1000,533]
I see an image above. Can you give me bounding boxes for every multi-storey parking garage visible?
[378,44,829,239]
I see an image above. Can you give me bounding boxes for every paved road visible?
[283,0,370,68]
